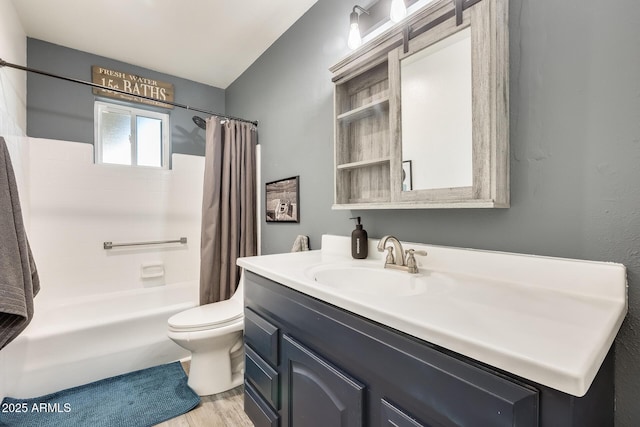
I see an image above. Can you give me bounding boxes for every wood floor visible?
[155,362,253,427]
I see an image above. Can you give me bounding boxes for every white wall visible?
[0,0,27,403]
[0,1,26,129]
[28,138,204,301]
[0,0,28,207]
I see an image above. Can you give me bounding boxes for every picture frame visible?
[402,160,413,191]
[266,176,300,223]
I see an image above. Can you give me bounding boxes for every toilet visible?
[167,275,245,396]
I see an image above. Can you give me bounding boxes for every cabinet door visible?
[281,334,365,427]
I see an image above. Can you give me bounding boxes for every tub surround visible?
[28,138,204,300]
[237,234,627,398]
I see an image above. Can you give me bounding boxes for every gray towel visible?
[0,137,40,350]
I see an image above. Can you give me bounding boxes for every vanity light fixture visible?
[389,0,407,22]
[347,5,370,50]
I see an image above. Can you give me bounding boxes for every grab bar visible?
[103,237,187,250]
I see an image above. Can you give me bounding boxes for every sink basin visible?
[304,262,453,297]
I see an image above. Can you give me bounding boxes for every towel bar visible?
[103,237,187,250]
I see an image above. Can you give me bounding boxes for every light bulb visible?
[348,22,362,50]
[390,0,407,23]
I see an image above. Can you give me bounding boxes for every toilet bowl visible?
[167,276,245,396]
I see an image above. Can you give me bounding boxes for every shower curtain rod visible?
[0,58,259,127]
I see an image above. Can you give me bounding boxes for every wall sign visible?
[91,66,174,108]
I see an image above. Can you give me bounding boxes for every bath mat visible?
[0,361,200,427]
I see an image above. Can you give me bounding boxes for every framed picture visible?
[266,176,300,223]
[402,160,413,191]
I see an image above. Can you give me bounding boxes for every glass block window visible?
[95,101,169,168]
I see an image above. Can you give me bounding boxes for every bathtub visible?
[1,282,198,398]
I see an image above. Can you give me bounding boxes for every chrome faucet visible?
[377,235,427,274]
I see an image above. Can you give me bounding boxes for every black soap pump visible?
[350,217,368,259]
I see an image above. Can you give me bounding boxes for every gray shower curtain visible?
[200,117,257,304]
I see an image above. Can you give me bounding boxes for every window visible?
[94,101,170,168]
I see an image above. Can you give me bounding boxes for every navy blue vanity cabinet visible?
[243,271,614,426]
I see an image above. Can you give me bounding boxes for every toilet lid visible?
[168,299,243,331]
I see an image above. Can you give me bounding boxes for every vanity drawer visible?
[244,381,279,427]
[245,307,279,366]
[246,345,279,409]
[381,399,425,427]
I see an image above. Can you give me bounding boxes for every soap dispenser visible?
[350,217,368,259]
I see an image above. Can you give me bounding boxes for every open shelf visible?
[333,59,391,208]
[336,96,389,123]
[336,157,390,171]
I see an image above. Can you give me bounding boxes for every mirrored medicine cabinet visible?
[330,0,509,209]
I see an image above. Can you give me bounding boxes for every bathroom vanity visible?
[237,235,627,427]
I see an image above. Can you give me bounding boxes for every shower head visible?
[192,116,206,130]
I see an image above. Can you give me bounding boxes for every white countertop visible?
[237,235,627,397]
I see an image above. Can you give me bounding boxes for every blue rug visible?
[0,362,200,427]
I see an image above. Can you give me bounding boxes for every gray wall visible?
[27,38,225,156]
[225,0,640,425]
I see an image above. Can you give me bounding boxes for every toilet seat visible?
[168,299,243,332]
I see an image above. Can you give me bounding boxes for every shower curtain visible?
[200,118,257,304]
